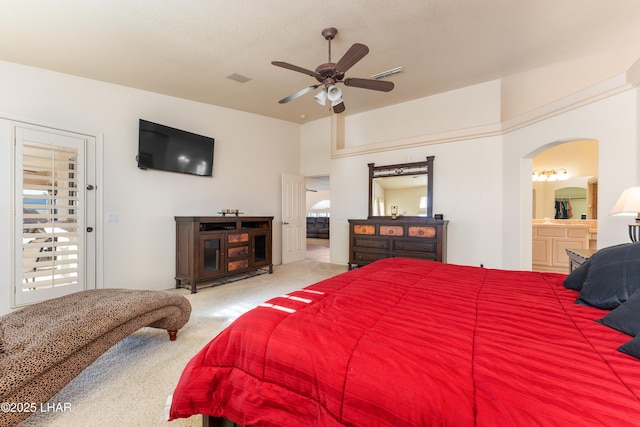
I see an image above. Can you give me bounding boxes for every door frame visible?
[6,118,103,308]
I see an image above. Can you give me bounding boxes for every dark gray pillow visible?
[596,289,640,336]
[563,258,591,291]
[576,243,640,310]
[619,335,640,360]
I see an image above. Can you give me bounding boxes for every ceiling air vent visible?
[226,73,252,83]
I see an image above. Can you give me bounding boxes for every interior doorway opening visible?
[531,139,598,272]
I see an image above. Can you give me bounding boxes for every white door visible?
[281,173,306,264]
[14,124,96,306]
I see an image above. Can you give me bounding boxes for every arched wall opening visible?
[526,139,599,271]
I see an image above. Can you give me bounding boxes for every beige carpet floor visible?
[19,260,346,427]
[306,238,330,263]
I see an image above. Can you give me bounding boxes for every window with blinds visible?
[21,140,80,291]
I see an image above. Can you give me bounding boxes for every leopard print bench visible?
[0,288,191,426]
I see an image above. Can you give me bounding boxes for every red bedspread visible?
[169,258,640,426]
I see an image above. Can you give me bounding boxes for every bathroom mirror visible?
[532,176,597,220]
[368,156,433,219]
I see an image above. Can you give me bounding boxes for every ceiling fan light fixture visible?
[314,90,327,106]
[272,27,394,114]
[326,84,342,102]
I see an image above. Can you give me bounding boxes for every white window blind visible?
[21,140,80,291]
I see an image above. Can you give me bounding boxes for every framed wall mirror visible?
[368,156,434,219]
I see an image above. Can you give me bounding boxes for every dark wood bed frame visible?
[203,415,241,427]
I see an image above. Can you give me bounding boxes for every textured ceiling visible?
[2,1,640,124]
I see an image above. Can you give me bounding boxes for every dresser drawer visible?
[353,225,375,235]
[567,228,588,238]
[353,237,389,250]
[228,233,249,243]
[228,246,249,257]
[380,225,404,236]
[407,226,436,238]
[535,227,564,237]
[393,239,436,253]
[353,250,388,264]
[228,259,249,271]
[394,251,437,261]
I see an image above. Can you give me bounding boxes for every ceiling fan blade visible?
[271,61,321,78]
[332,101,346,114]
[344,78,394,92]
[278,84,320,104]
[334,43,369,73]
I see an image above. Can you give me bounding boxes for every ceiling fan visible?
[272,27,395,114]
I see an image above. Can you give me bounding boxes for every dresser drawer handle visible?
[418,229,424,235]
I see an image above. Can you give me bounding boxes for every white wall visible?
[313,80,505,267]
[0,60,300,315]
[300,118,332,177]
[502,87,639,268]
[302,75,640,270]
[344,80,502,147]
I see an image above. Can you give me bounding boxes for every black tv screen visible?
[137,119,214,176]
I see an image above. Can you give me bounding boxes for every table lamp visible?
[610,186,640,242]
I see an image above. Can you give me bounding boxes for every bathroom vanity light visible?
[532,168,570,182]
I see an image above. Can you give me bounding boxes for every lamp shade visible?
[610,186,640,217]
[314,90,327,106]
[326,85,342,102]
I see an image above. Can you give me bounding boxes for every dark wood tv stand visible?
[175,216,273,293]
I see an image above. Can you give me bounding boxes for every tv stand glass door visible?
[201,236,223,275]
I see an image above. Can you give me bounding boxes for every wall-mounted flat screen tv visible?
[137,119,214,177]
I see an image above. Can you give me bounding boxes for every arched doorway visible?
[530,139,598,272]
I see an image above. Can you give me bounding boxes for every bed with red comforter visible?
[169,256,640,426]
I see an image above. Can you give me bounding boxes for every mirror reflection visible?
[554,187,586,219]
[372,175,428,216]
[368,156,433,219]
[532,176,597,220]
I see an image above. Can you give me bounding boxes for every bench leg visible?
[168,330,178,341]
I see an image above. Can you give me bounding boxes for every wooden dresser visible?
[175,216,273,293]
[348,218,448,269]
